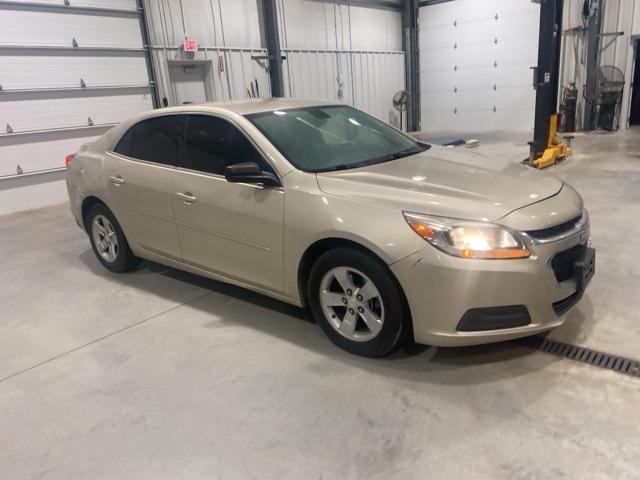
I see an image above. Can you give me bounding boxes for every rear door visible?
[104,115,183,259]
[172,114,285,291]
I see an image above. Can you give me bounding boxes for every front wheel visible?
[86,203,140,273]
[308,248,409,357]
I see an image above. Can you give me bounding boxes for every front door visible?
[104,115,183,259]
[172,114,285,291]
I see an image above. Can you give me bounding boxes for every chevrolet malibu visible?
[66,99,595,357]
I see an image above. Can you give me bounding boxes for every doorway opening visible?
[167,60,214,106]
[630,40,640,125]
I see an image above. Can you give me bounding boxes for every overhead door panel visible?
[0,1,156,182]
[1,92,152,132]
[419,0,540,133]
[0,130,104,177]
[0,7,142,47]
[1,52,149,89]
[7,0,137,8]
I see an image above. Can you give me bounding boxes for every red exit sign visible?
[183,38,198,53]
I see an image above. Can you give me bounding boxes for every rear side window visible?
[182,115,264,175]
[114,116,183,166]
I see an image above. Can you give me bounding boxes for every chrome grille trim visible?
[520,210,589,245]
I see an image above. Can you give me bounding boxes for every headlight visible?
[403,212,530,259]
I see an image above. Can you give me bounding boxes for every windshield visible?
[246,105,429,172]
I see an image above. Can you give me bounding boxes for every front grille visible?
[551,244,586,282]
[526,215,582,241]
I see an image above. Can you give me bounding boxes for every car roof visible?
[157,98,340,116]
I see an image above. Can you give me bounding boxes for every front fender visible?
[281,171,424,300]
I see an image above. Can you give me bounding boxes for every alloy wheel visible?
[318,266,385,342]
[91,214,119,263]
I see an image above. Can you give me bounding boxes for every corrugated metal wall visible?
[419,0,540,134]
[144,0,271,105]
[560,0,640,130]
[145,0,404,124]
[0,0,154,178]
[282,49,404,125]
[278,0,405,127]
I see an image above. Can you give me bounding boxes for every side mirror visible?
[224,162,280,187]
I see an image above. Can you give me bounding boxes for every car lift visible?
[529,0,572,169]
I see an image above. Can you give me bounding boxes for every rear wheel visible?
[308,248,409,357]
[86,203,139,273]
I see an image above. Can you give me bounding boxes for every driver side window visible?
[181,115,265,175]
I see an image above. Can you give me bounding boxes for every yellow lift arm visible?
[533,113,572,169]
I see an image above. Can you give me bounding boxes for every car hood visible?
[315,147,564,222]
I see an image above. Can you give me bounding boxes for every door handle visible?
[110,175,125,186]
[176,192,197,204]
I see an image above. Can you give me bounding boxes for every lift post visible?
[530,0,570,169]
[260,0,285,97]
[402,0,420,132]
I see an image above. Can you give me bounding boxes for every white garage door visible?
[0,0,155,179]
[419,0,540,133]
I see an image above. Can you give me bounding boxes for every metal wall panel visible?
[599,0,638,129]
[283,49,405,125]
[149,46,271,105]
[145,0,262,48]
[351,51,405,124]
[560,0,640,130]
[145,0,404,122]
[278,1,405,125]
[420,0,540,133]
[558,0,587,130]
[226,49,271,98]
[144,0,269,106]
[283,50,353,102]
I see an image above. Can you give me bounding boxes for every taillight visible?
[65,153,75,168]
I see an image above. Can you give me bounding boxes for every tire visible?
[308,248,409,357]
[86,203,140,273]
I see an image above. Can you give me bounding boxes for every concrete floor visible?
[1,129,639,479]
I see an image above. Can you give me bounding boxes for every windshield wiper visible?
[332,164,353,171]
[325,144,428,172]
[328,156,394,172]
[380,146,424,162]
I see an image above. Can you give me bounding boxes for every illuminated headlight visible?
[403,212,530,259]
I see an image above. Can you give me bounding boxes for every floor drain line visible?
[519,335,640,378]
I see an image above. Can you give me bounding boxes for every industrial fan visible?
[392,90,408,131]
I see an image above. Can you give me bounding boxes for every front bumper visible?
[390,220,593,347]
